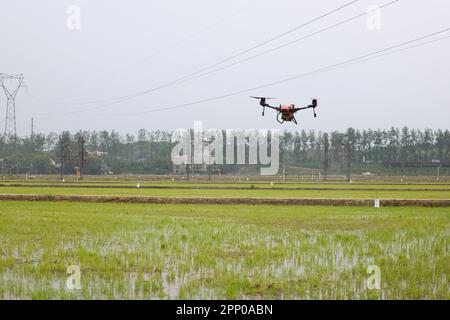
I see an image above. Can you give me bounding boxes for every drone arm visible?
[294,104,317,118]
[294,99,318,112]
[294,105,313,112]
[264,104,279,110]
[261,104,279,117]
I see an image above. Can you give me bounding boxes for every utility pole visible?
[338,134,352,182]
[345,137,351,182]
[60,133,71,181]
[202,139,214,181]
[29,117,34,176]
[60,138,64,181]
[323,133,329,181]
[78,136,86,179]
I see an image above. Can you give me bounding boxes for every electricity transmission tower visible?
[0,74,25,145]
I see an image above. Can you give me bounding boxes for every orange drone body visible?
[280,105,296,122]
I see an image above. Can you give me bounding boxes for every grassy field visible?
[0,201,448,299]
[2,181,450,189]
[0,186,449,199]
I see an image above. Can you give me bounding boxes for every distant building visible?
[86,150,108,157]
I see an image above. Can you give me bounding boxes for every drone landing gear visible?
[276,111,284,124]
[276,112,298,125]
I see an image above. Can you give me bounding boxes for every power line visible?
[329,34,450,69]
[140,0,264,62]
[88,27,450,117]
[242,28,450,92]
[108,0,398,111]
[181,0,400,83]
[29,0,263,107]
[35,0,359,115]
[160,0,360,86]
[34,29,450,119]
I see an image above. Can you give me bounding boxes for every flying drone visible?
[251,96,318,125]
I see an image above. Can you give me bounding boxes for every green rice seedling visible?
[0,201,448,299]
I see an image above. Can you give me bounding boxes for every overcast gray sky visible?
[0,0,449,135]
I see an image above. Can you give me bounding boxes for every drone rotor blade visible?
[250,96,277,100]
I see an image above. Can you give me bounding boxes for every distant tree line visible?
[0,127,449,175]
[280,127,450,165]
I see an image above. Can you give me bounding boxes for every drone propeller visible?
[250,96,277,100]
